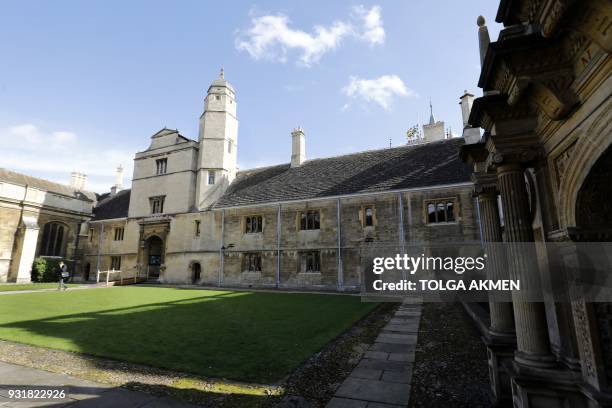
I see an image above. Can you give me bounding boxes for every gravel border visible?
[408,302,492,408]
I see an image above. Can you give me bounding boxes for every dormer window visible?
[156,158,167,175]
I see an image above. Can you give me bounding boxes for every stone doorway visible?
[192,262,201,284]
[145,235,164,280]
[83,263,91,281]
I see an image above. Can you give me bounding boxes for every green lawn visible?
[0,287,376,383]
[0,283,77,292]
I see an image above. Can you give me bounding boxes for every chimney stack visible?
[460,90,481,144]
[291,127,305,167]
[115,165,124,189]
[70,171,87,191]
[110,165,124,196]
[459,90,475,127]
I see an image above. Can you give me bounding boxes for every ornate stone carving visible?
[570,2,612,53]
[572,300,599,382]
[553,141,577,186]
[541,0,573,38]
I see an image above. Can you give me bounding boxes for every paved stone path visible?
[0,361,197,407]
[327,299,422,408]
[0,285,96,296]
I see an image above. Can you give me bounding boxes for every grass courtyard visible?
[0,283,77,292]
[0,286,376,383]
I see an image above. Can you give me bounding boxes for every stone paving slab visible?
[374,334,418,345]
[327,397,368,408]
[0,361,197,407]
[335,378,410,406]
[327,300,422,408]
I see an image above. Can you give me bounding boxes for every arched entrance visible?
[145,235,164,280]
[576,144,612,231]
[576,144,612,384]
[192,262,201,284]
[83,263,91,281]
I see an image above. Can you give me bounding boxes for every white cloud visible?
[236,5,385,66]
[51,131,77,143]
[0,123,133,193]
[353,5,385,46]
[342,75,415,111]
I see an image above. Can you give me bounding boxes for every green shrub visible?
[31,257,64,282]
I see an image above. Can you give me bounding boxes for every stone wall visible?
[85,183,479,290]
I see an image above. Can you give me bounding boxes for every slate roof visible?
[92,189,131,220]
[89,138,471,218]
[214,137,471,208]
[0,168,96,201]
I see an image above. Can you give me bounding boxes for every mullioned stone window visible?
[243,253,262,272]
[425,198,457,224]
[155,158,167,175]
[40,222,66,257]
[299,251,321,273]
[245,216,263,233]
[299,210,320,230]
[110,256,121,270]
[113,227,124,241]
[150,196,165,214]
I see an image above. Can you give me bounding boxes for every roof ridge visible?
[0,167,96,198]
[237,137,463,174]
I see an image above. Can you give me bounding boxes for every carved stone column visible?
[474,172,516,405]
[476,175,515,334]
[497,161,556,368]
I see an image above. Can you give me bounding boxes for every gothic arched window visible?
[40,222,67,257]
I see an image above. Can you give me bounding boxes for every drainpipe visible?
[337,198,343,290]
[398,193,406,280]
[96,223,104,274]
[219,209,225,287]
[276,204,281,288]
[74,221,81,278]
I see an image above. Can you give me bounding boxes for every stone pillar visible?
[497,162,555,367]
[477,184,515,334]
[475,176,516,405]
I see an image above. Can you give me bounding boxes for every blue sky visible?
[0,1,502,193]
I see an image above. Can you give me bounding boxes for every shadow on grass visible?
[0,382,276,407]
[0,288,375,386]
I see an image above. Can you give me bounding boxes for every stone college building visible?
[1,71,481,289]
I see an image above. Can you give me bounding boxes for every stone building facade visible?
[79,71,482,291]
[462,0,612,406]
[0,169,95,282]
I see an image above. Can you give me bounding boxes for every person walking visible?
[58,261,69,291]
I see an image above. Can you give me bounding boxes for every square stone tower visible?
[195,69,238,210]
[422,101,446,143]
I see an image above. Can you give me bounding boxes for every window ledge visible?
[298,271,321,275]
[426,222,459,227]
